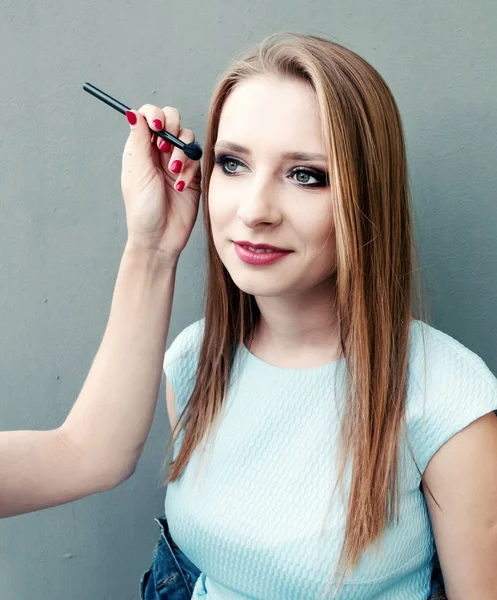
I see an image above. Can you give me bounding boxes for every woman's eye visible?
[293,170,317,185]
[213,155,328,188]
[225,158,242,173]
[214,155,245,175]
[291,169,329,188]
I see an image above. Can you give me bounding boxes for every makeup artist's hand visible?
[121,105,201,262]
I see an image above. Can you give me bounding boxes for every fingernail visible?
[175,180,185,192]
[170,160,182,173]
[152,119,163,130]
[159,140,171,153]
[126,111,137,126]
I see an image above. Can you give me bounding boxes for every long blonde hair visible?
[164,32,433,597]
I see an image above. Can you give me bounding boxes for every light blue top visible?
[163,318,497,599]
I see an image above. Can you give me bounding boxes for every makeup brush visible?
[83,82,203,161]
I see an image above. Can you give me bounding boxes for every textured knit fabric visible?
[163,318,497,599]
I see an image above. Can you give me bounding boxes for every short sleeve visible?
[406,321,497,476]
[163,317,205,421]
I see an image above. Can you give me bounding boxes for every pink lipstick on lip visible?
[233,240,291,252]
[233,242,293,266]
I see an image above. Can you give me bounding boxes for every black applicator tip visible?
[183,143,203,161]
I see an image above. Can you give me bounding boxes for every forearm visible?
[0,243,177,517]
[61,243,177,485]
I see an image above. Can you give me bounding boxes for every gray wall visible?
[1,1,496,598]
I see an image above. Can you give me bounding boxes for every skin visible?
[422,412,497,598]
[208,74,342,369]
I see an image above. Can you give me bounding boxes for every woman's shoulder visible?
[162,318,205,403]
[406,319,497,475]
[163,317,206,368]
[408,319,497,392]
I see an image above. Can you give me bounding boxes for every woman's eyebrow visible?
[214,140,327,162]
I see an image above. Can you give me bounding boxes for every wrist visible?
[124,240,180,272]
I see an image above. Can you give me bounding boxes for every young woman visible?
[146,34,497,600]
[1,32,496,599]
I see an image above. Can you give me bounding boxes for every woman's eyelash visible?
[213,154,329,188]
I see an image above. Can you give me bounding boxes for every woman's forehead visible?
[217,76,324,157]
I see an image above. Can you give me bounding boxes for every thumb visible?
[123,109,154,165]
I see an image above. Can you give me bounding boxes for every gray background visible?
[1,1,496,598]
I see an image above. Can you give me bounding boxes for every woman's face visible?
[208,75,337,299]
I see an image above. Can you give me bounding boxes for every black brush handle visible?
[83,82,193,153]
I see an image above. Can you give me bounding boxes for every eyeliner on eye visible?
[291,167,329,188]
[214,153,329,187]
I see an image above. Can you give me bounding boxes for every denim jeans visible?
[140,516,446,599]
[429,551,447,600]
[139,516,202,599]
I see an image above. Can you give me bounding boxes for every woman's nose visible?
[237,177,281,225]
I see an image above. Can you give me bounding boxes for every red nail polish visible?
[152,119,163,130]
[126,111,137,126]
[175,180,185,192]
[159,140,171,152]
[170,160,182,173]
